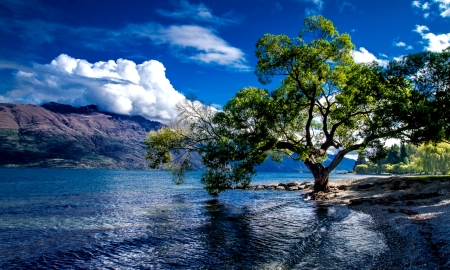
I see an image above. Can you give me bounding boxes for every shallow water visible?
[0,169,386,269]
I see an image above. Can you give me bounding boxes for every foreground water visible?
[0,169,387,269]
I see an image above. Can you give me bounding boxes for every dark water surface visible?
[0,169,386,269]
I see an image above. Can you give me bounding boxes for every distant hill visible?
[0,102,162,169]
[256,154,355,173]
[0,102,355,171]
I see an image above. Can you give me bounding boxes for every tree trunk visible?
[304,149,348,193]
[304,158,330,193]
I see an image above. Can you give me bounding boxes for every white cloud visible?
[434,0,450,17]
[413,0,450,17]
[414,25,450,52]
[2,54,186,123]
[394,41,406,47]
[351,47,388,66]
[393,41,414,50]
[0,16,248,71]
[414,25,430,33]
[412,0,421,8]
[132,24,249,70]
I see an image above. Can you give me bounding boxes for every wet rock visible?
[286,181,300,187]
[235,184,245,189]
[287,186,298,191]
[255,185,266,190]
[276,186,286,191]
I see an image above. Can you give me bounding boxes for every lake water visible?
[0,169,387,269]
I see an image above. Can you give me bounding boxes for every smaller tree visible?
[354,164,369,174]
[413,143,450,175]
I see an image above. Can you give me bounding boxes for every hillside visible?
[0,102,355,171]
[0,103,162,169]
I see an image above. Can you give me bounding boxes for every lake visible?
[0,168,387,269]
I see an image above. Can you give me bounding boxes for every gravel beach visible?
[315,176,450,269]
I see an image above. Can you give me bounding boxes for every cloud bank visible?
[3,54,186,123]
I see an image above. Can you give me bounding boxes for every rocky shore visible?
[325,176,450,269]
[238,176,450,269]
[235,181,313,191]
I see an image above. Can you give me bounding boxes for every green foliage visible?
[386,48,450,142]
[414,143,450,175]
[355,142,450,175]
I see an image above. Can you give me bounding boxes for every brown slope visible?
[0,103,163,169]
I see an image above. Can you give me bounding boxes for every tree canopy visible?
[145,15,448,197]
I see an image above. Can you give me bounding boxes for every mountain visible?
[0,102,162,169]
[0,102,355,172]
[255,154,355,173]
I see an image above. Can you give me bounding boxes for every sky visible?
[0,0,449,124]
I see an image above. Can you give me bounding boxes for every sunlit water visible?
[0,169,386,269]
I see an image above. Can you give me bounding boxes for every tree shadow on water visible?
[197,199,263,268]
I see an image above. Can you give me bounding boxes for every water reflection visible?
[200,199,257,268]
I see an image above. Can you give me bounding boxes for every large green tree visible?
[145,16,436,197]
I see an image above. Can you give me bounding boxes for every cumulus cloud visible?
[2,54,186,123]
[131,24,249,71]
[351,47,388,66]
[414,25,450,52]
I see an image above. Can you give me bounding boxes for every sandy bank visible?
[316,176,450,269]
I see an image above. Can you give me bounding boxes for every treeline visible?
[354,143,450,175]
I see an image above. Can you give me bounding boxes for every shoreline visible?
[321,176,450,269]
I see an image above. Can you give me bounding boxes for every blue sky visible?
[0,0,449,123]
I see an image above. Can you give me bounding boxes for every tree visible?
[400,143,408,163]
[145,16,437,197]
[386,145,401,164]
[353,154,366,171]
[387,48,450,142]
[414,143,450,175]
